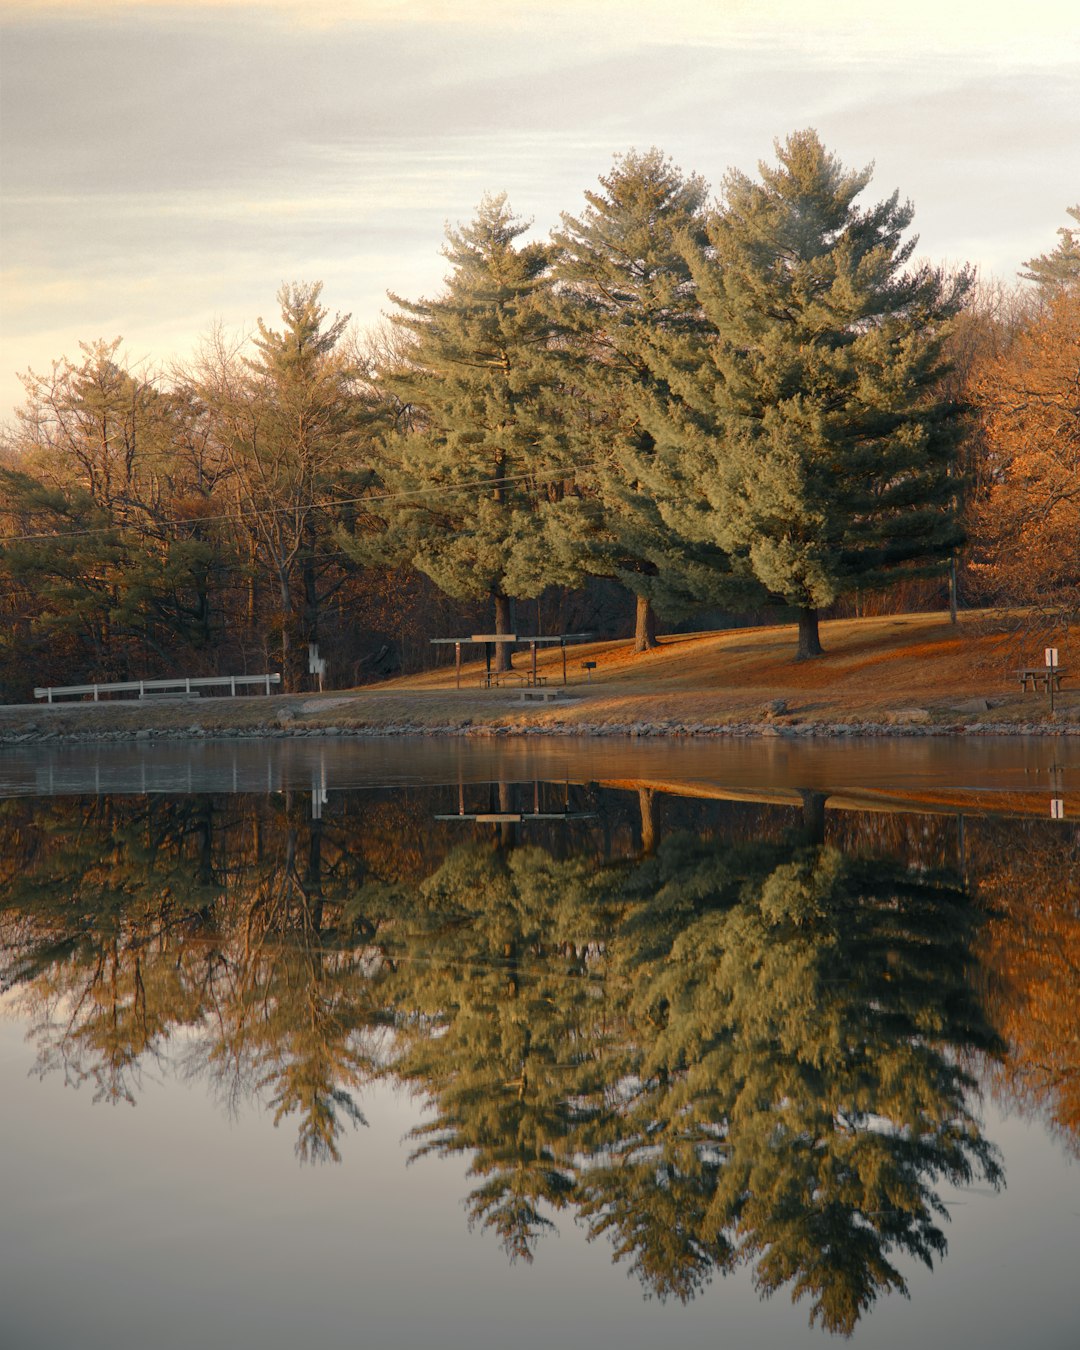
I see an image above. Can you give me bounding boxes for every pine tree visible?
[196,282,367,687]
[1021,204,1080,291]
[644,130,968,658]
[364,196,583,670]
[550,149,758,651]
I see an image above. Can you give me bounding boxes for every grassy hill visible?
[2,610,1076,738]
[376,609,1076,730]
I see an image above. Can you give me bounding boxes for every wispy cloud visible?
[2,0,1077,423]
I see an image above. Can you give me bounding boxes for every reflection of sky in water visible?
[1,1016,1076,1350]
[0,768,1077,1347]
[0,736,1076,804]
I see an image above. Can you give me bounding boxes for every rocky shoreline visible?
[2,716,1078,745]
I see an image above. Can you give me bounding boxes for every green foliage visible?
[359,196,584,619]
[596,832,1002,1331]
[549,150,759,619]
[1021,204,1080,291]
[640,130,968,647]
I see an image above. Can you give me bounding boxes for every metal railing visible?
[33,674,282,703]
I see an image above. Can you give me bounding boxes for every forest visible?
[1,130,1077,696]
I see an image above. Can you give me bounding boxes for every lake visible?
[1,737,1077,1348]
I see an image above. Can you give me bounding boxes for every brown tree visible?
[966,289,1080,622]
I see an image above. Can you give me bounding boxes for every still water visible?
[1,738,1077,1349]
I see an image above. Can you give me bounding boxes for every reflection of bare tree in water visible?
[0,794,393,1161]
[186,796,391,1163]
[973,816,1080,1156]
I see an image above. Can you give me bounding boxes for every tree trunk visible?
[498,779,516,849]
[796,606,823,659]
[800,789,827,846]
[303,517,319,660]
[638,787,657,856]
[633,594,658,653]
[493,591,512,673]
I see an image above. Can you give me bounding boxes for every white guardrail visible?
[34,674,281,703]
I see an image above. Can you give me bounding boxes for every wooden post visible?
[561,639,567,686]
[531,641,538,686]
[455,641,461,690]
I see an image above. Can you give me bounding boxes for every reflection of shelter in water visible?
[435,776,597,825]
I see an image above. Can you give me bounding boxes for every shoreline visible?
[2,714,1078,745]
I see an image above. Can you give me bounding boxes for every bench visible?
[482,670,527,688]
[516,688,569,704]
[1017,668,1067,693]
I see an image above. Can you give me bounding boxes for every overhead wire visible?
[0,459,604,546]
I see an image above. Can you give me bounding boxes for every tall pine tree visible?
[550,149,757,651]
[359,196,583,670]
[643,130,968,657]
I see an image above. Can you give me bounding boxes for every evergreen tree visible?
[1021,204,1080,291]
[361,196,583,670]
[550,150,755,651]
[644,130,968,657]
[195,282,368,688]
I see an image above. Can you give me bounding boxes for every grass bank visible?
[2,611,1077,743]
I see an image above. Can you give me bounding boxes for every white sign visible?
[1045,647,1059,667]
[1051,799,1065,819]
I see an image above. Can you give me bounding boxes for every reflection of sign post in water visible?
[311,754,328,821]
[1046,647,1059,714]
[1049,758,1064,820]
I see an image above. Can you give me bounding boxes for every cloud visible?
[4,0,1079,63]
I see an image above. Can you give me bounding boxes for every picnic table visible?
[431,633,593,688]
[1017,667,1067,693]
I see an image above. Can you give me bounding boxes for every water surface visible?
[1,740,1077,1348]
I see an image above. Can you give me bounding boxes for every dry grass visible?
[376,609,1076,728]
[2,609,1076,736]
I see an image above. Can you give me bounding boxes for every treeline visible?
[1,131,1076,696]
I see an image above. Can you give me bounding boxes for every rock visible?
[948,697,992,714]
[886,708,932,725]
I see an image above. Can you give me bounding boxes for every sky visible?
[1,0,1078,422]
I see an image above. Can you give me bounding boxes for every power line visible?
[0,460,602,546]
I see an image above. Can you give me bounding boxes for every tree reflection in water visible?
[1,783,1072,1333]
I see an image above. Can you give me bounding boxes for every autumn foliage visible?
[967,289,1080,620]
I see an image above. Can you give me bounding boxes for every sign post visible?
[1045,647,1059,714]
